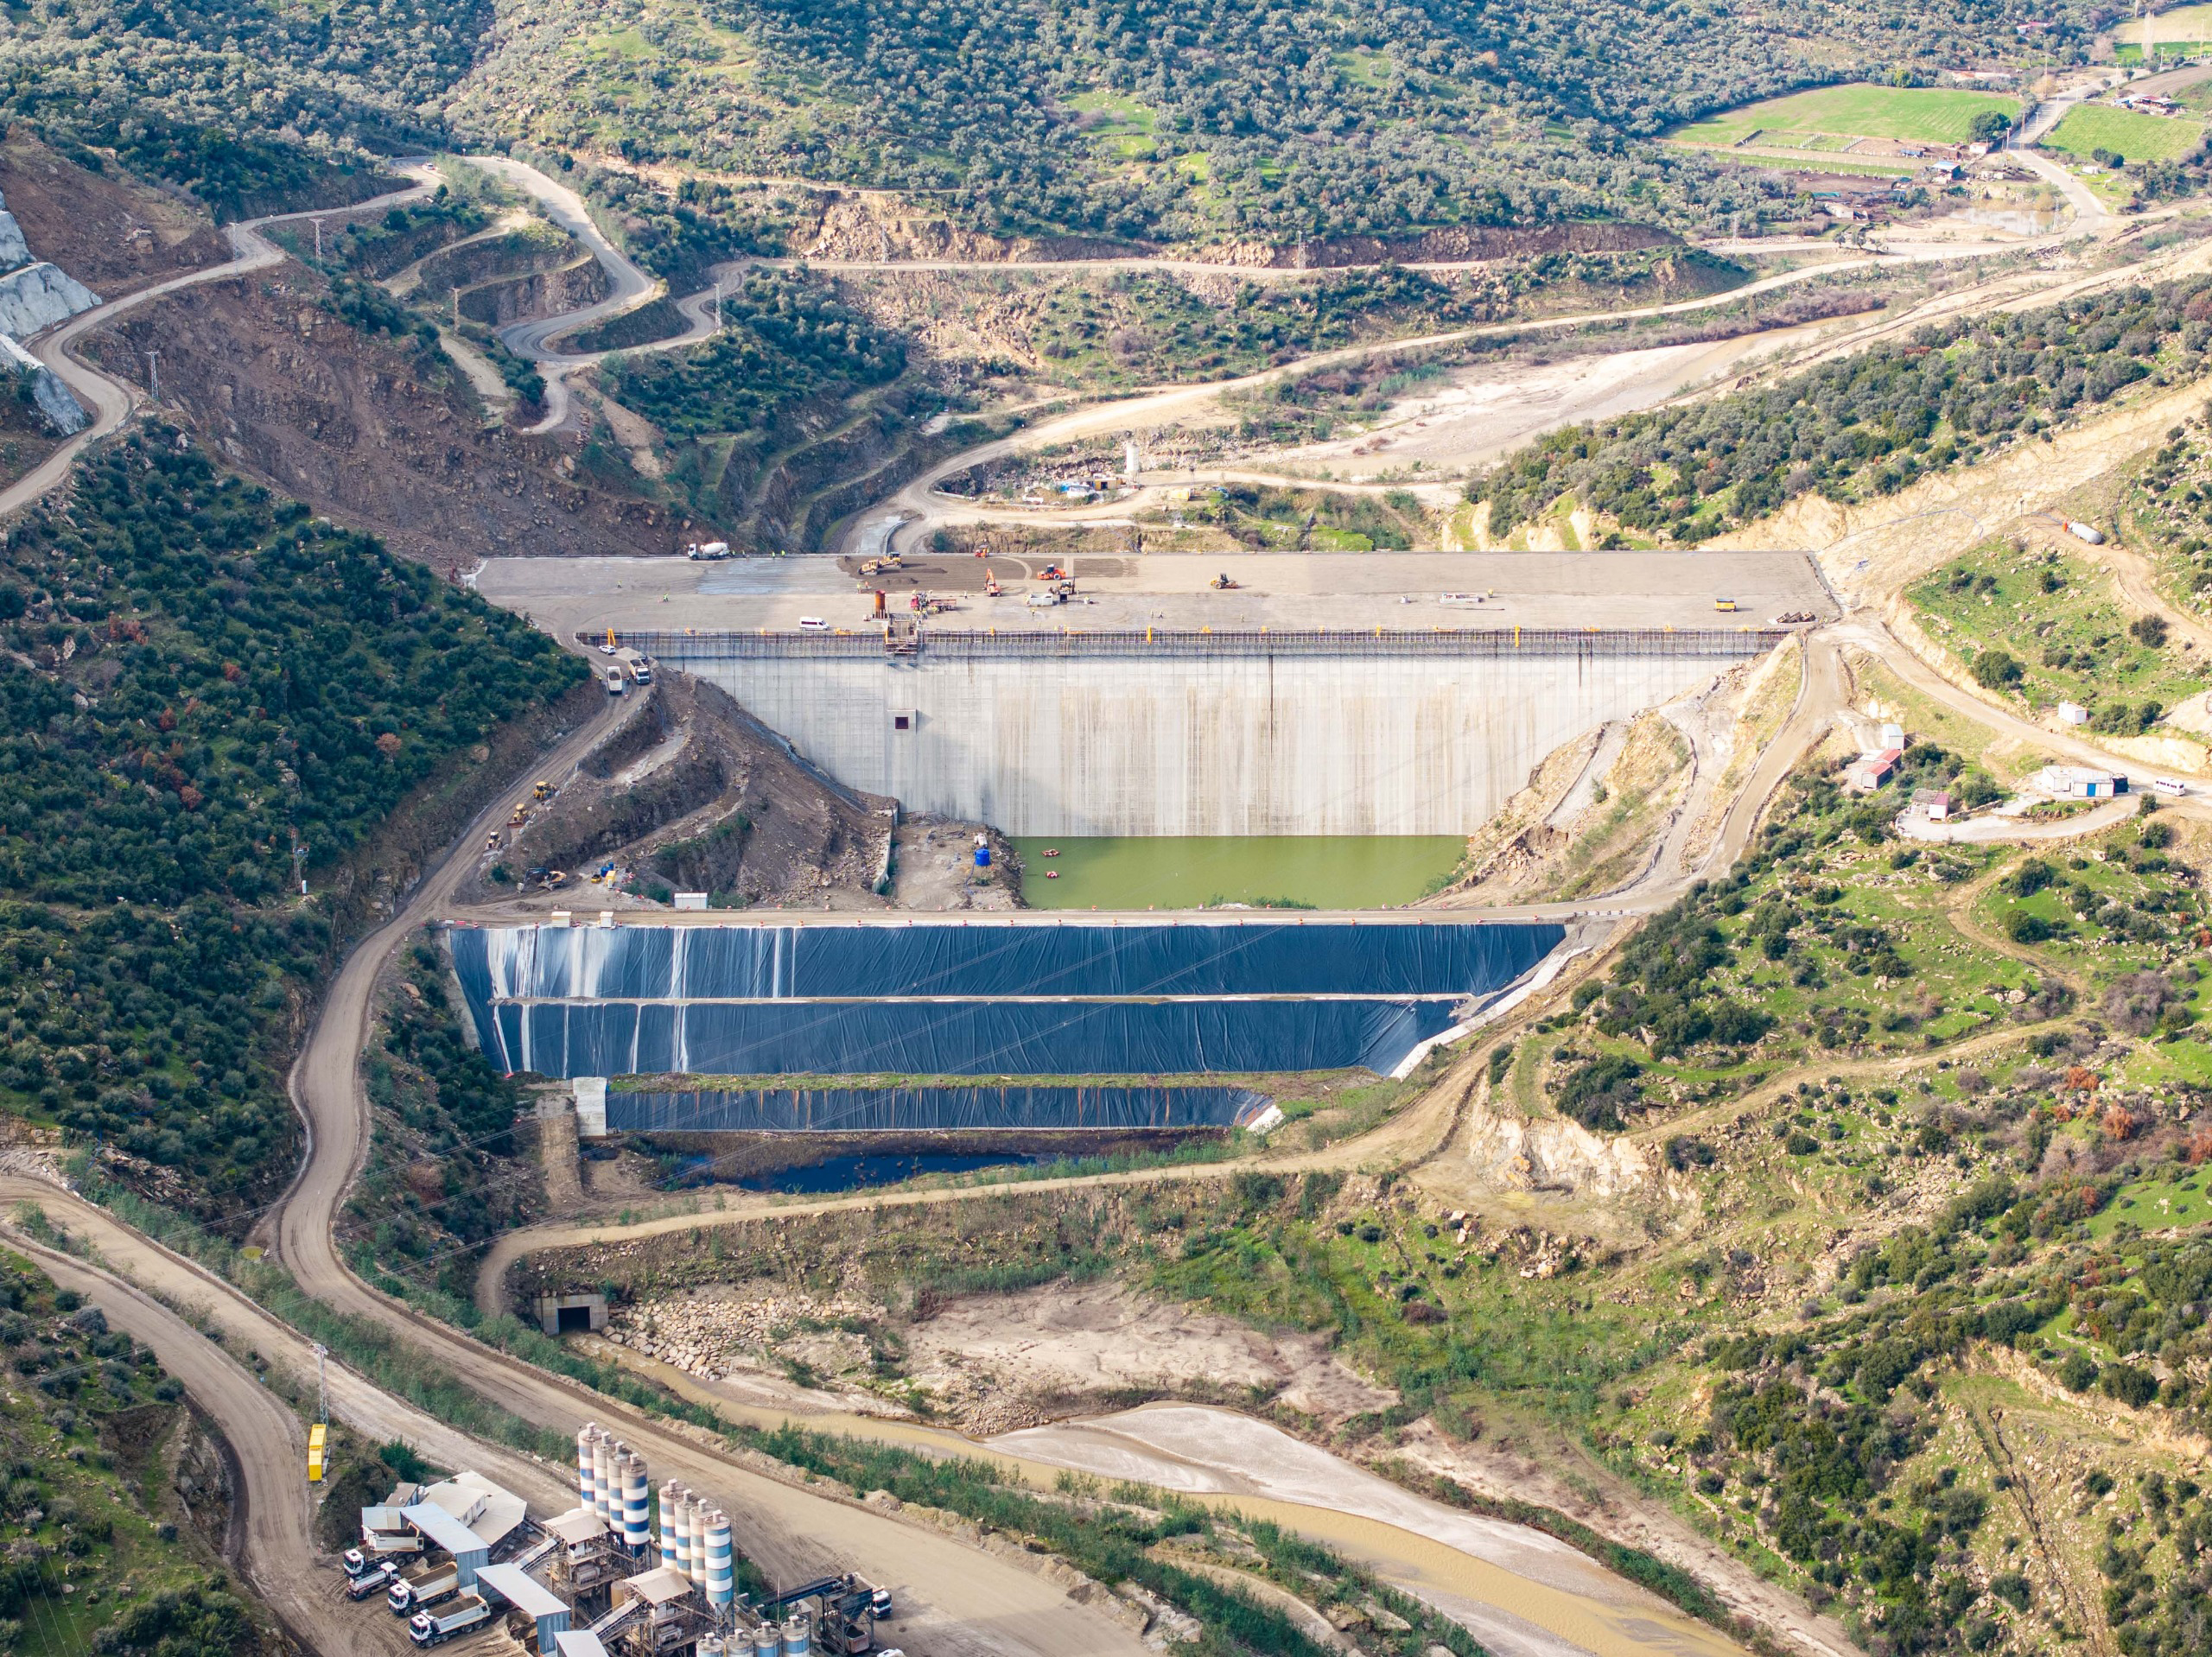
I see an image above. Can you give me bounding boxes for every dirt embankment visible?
[803,192,1149,263]
[1189,221,1676,270]
[459,256,610,329]
[0,127,226,296]
[457,673,896,907]
[82,273,677,571]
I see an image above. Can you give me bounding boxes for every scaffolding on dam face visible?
[587,625,1793,662]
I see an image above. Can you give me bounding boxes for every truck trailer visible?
[345,1561,400,1601]
[410,1593,493,1647]
[388,1564,461,1616]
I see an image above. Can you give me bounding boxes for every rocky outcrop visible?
[0,334,86,434]
[457,256,609,328]
[1460,1076,1656,1202]
[802,192,1148,263]
[0,191,30,271]
[0,260,98,337]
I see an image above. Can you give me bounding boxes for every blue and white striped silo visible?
[702,1507,734,1609]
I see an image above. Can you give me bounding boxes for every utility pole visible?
[313,1343,327,1424]
[451,287,460,330]
[291,838,309,897]
[143,350,159,403]
[713,279,722,332]
[311,217,323,259]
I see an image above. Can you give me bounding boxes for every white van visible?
[2154,777,2188,797]
[798,616,830,632]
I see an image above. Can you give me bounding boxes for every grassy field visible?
[1669,83,2021,149]
[2041,104,2209,163]
[2121,2,2212,41]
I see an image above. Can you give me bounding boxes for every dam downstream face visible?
[653,638,1760,837]
[479,548,1830,841]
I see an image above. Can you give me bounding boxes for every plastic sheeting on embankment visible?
[445,917,1564,1082]
[477,995,1465,1079]
[448,917,1560,1003]
[611,1085,1272,1133]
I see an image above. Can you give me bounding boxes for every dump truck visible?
[346,1561,400,1601]
[388,1565,461,1616]
[410,1594,493,1647]
[614,649,653,686]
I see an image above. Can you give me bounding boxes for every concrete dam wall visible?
[627,630,1780,837]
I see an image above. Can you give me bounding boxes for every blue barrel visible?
[974,845,991,867]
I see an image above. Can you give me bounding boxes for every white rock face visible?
[0,194,29,272]
[0,331,89,435]
[0,262,98,339]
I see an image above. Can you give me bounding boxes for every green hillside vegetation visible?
[1477,273,2212,544]
[0,1248,277,1657]
[0,0,2107,237]
[0,0,478,217]
[1908,544,2208,731]
[606,271,904,439]
[2042,105,2209,165]
[446,0,2098,243]
[2120,415,2212,610]
[349,943,543,1308]
[0,434,583,1216]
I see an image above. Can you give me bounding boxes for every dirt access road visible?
[263,696,1152,1657]
[0,1178,579,1657]
[0,166,440,521]
[453,156,720,435]
[838,207,2145,557]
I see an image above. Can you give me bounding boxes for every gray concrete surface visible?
[476,549,1833,638]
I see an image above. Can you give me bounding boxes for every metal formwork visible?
[590,625,1789,663]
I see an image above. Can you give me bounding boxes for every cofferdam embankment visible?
[606,627,1788,837]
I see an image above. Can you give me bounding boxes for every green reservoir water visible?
[1009,837,1467,911]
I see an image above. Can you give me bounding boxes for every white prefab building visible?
[2033,765,2127,798]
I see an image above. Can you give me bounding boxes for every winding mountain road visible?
[0,168,440,522]
[452,156,719,434]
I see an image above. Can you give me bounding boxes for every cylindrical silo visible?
[621,1451,651,1552]
[576,1425,601,1515]
[702,1508,734,1609]
[782,1611,812,1657]
[591,1432,616,1525]
[753,1624,780,1657]
[658,1481,683,1570]
[700,1639,725,1657]
[672,1485,696,1582]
